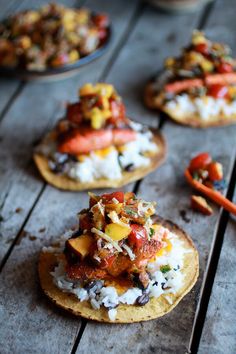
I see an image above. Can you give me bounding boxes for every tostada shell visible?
[34,128,166,190]
[38,216,199,323]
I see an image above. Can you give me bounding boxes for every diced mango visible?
[105,223,131,241]
[117,145,127,153]
[67,234,93,258]
[79,83,95,97]
[94,146,115,159]
[95,83,114,98]
[200,59,214,73]
[105,202,123,214]
[155,239,172,258]
[192,30,207,45]
[69,49,79,62]
[90,107,105,129]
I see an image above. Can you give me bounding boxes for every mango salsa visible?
[105,223,131,241]
[67,234,93,258]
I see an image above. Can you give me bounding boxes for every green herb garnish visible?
[124,207,136,216]
[149,228,155,238]
[160,265,171,274]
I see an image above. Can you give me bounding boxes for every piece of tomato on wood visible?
[189,152,212,173]
[207,161,223,181]
[128,224,147,248]
[101,191,125,203]
[207,84,228,99]
[191,195,213,216]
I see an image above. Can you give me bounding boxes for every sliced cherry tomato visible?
[128,224,147,248]
[79,213,91,231]
[207,84,228,99]
[195,43,209,55]
[92,14,109,28]
[101,191,125,203]
[207,162,223,181]
[66,102,82,124]
[189,152,212,173]
[217,62,234,74]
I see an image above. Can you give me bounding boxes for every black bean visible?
[53,152,69,164]
[48,160,65,174]
[136,293,150,306]
[84,280,103,292]
[124,163,135,172]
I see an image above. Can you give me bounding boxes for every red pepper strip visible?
[185,168,236,216]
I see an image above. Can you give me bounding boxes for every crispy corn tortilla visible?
[33,129,166,191]
[38,216,199,323]
[144,81,236,128]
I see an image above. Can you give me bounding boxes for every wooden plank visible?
[198,192,236,354]
[0,1,140,353]
[75,4,207,354]
[0,0,139,263]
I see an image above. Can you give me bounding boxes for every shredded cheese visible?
[108,211,129,227]
[91,227,122,252]
[122,244,136,261]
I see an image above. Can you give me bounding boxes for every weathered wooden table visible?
[0,0,235,353]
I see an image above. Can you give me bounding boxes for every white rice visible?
[166,94,236,120]
[49,227,191,321]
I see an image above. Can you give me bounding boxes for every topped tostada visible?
[39,191,199,323]
[34,83,166,190]
[145,30,236,127]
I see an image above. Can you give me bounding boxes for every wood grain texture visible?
[0,0,139,263]
[199,193,236,354]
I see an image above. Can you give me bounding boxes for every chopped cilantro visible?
[160,265,171,274]
[124,207,136,216]
[149,228,155,238]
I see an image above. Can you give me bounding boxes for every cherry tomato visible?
[207,162,223,181]
[189,152,212,173]
[92,14,109,28]
[195,43,209,55]
[101,191,124,203]
[98,28,108,41]
[217,62,233,74]
[128,224,147,248]
[66,102,82,124]
[208,84,228,99]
